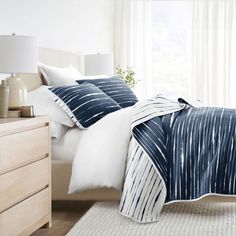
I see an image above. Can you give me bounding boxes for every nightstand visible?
[0,116,51,236]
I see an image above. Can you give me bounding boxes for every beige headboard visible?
[20,47,82,92]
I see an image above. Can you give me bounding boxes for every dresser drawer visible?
[0,158,50,212]
[0,126,49,174]
[0,188,50,236]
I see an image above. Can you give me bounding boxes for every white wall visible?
[0,0,115,55]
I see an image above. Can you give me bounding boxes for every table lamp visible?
[0,34,38,109]
[84,53,114,76]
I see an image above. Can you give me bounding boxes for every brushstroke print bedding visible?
[119,96,236,223]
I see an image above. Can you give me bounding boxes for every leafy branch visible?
[115,65,137,88]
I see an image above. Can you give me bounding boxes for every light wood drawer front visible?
[0,126,49,174]
[0,158,50,212]
[0,188,50,236]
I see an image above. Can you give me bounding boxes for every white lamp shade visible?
[0,35,38,74]
[84,54,114,76]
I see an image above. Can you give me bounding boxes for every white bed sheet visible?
[51,107,133,163]
[52,127,83,161]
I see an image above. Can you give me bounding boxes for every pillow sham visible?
[27,86,74,127]
[39,63,81,86]
[77,77,138,108]
[49,84,121,129]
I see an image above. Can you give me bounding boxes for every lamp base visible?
[7,75,28,109]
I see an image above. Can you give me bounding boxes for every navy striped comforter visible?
[119,96,236,223]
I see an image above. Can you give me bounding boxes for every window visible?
[152,1,191,97]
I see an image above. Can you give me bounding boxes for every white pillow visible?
[39,63,81,86]
[68,107,133,193]
[28,86,74,127]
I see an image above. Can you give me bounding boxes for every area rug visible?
[66,201,236,236]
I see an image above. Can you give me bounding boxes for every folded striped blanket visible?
[120,95,236,223]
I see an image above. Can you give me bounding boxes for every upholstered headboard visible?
[20,47,82,91]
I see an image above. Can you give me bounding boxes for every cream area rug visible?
[66,202,236,236]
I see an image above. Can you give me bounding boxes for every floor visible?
[32,201,94,236]
[32,197,236,235]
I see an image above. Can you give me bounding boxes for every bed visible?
[21,47,120,201]
[21,47,236,223]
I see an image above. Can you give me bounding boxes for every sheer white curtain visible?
[191,0,234,107]
[230,2,236,107]
[114,0,152,99]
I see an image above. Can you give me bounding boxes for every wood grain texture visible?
[0,126,49,174]
[0,189,50,236]
[0,158,49,212]
[0,116,49,136]
[0,116,51,235]
[47,120,52,228]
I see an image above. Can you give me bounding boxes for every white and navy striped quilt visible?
[119,95,236,223]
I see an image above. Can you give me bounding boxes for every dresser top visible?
[0,116,50,136]
[0,116,49,123]
[0,117,29,124]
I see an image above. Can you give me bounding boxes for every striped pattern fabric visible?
[77,77,138,108]
[119,138,167,222]
[120,96,188,222]
[163,107,236,201]
[120,95,236,223]
[49,84,121,129]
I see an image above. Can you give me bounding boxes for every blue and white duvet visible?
[119,95,236,223]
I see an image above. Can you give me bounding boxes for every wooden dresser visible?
[0,116,51,236]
